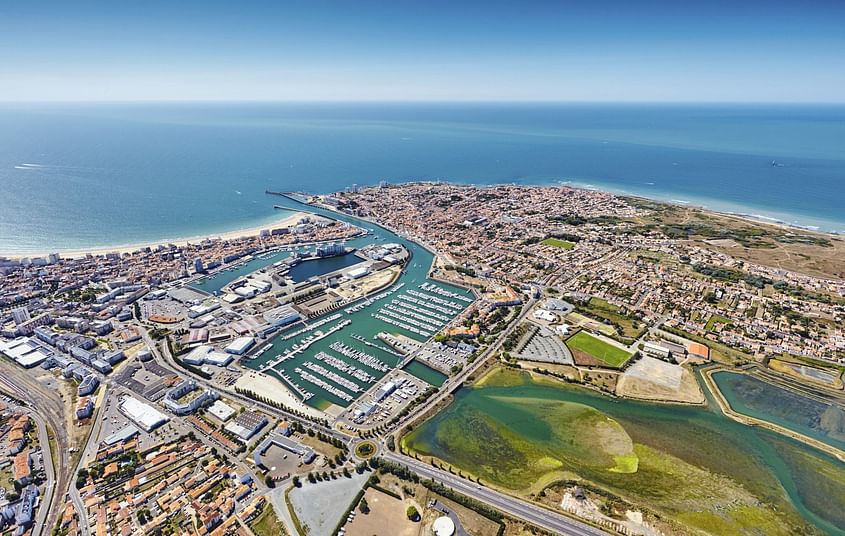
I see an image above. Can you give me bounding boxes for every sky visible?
[1,0,844,102]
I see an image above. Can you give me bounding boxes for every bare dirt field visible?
[288,471,369,536]
[345,488,421,536]
[616,358,704,404]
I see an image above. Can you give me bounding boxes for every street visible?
[384,452,608,536]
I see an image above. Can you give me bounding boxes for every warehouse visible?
[119,396,169,432]
[225,337,255,355]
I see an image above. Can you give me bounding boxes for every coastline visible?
[5,179,843,262]
[558,178,845,235]
[3,210,307,260]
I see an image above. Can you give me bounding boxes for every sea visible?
[1,102,844,254]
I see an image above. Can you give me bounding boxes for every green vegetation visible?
[355,441,376,459]
[576,297,646,343]
[57,286,105,303]
[694,263,771,289]
[624,219,832,249]
[405,369,637,491]
[705,313,732,332]
[541,237,576,250]
[565,331,632,368]
[404,367,830,535]
[249,505,288,536]
[547,213,626,226]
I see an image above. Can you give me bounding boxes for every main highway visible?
[384,452,608,536]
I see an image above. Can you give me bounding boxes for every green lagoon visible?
[404,368,845,535]
[712,370,845,451]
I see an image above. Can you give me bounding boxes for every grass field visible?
[566,331,632,368]
[577,298,646,342]
[705,313,732,332]
[249,504,288,536]
[541,238,575,249]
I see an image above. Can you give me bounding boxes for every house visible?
[13,450,32,486]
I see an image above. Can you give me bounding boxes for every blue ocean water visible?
[1,103,844,253]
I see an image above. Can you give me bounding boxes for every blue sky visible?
[1,0,843,102]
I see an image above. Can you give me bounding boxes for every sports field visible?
[566,331,632,368]
[541,238,575,249]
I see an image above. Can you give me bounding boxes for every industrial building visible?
[183,345,233,367]
[119,396,169,432]
[262,304,301,327]
[0,337,53,368]
[345,265,371,279]
[224,411,267,441]
[224,337,255,355]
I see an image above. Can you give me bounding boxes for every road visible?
[384,453,608,536]
[384,293,538,437]
[68,387,113,536]
[0,362,74,535]
[142,327,349,442]
[30,413,56,536]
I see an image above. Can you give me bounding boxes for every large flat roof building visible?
[119,396,169,432]
[225,336,255,355]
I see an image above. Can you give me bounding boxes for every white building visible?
[346,266,371,279]
[119,396,169,432]
[532,309,557,322]
[263,305,301,327]
[208,400,236,422]
[225,337,255,355]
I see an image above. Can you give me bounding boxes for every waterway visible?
[406,369,845,535]
[711,370,845,452]
[403,360,448,387]
[241,195,474,410]
[286,251,362,283]
[191,249,292,294]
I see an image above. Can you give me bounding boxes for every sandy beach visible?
[235,370,325,420]
[5,211,308,260]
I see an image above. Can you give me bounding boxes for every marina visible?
[375,308,440,333]
[302,361,362,393]
[241,194,475,410]
[329,341,389,372]
[406,289,465,310]
[259,318,352,371]
[419,282,474,303]
[294,367,354,402]
[314,351,377,383]
[349,333,405,358]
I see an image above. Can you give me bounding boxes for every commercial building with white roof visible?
[207,400,236,422]
[0,337,53,368]
[119,396,169,432]
[225,336,255,355]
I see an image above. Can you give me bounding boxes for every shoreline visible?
[3,210,307,260]
[4,179,843,262]
[556,178,845,235]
